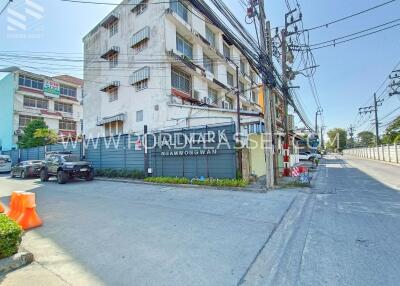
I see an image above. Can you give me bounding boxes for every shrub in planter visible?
[0,214,23,259]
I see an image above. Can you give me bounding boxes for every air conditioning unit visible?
[14,129,24,136]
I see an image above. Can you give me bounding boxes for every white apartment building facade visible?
[0,68,83,150]
[83,0,265,137]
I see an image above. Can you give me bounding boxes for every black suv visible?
[40,152,94,184]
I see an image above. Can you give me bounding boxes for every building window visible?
[203,54,214,74]
[133,40,148,54]
[108,87,118,102]
[60,85,77,97]
[172,69,191,94]
[239,81,245,94]
[104,121,123,137]
[176,33,193,59]
[227,71,234,87]
[18,75,44,90]
[223,97,233,110]
[135,79,148,91]
[133,0,148,15]
[170,0,188,22]
[136,110,143,122]
[223,43,230,59]
[59,120,76,131]
[23,96,48,109]
[109,21,118,37]
[108,53,118,68]
[240,60,246,74]
[54,102,73,113]
[251,89,257,102]
[19,115,39,128]
[205,26,215,47]
[208,88,218,105]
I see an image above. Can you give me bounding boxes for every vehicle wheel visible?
[40,169,49,182]
[11,171,15,178]
[85,170,94,181]
[20,170,26,179]
[57,170,68,184]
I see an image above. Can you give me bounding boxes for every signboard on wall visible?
[44,80,60,98]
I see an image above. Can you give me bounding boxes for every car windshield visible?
[62,155,80,162]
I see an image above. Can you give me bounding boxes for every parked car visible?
[39,152,94,184]
[299,152,313,161]
[0,155,12,173]
[11,160,43,179]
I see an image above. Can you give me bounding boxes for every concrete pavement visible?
[0,174,299,286]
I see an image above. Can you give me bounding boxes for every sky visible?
[0,0,399,136]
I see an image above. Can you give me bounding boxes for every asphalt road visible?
[1,155,400,286]
[0,174,299,286]
[242,155,400,286]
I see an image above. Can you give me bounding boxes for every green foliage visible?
[326,128,347,151]
[382,116,400,144]
[144,177,249,188]
[357,131,376,147]
[34,128,58,145]
[0,214,23,259]
[95,168,144,179]
[17,119,57,148]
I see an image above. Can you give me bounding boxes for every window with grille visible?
[136,110,143,122]
[18,75,44,90]
[227,71,234,87]
[203,54,214,74]
[19,115,39,128]
[223,43,230,59]
[135,79,148,91]
[176,33,193,59]
[23,96,48,109]
[133,40,148,54]
[109,21,118,37]
[54,102,73,113]
[60,85,77,97]
[104,121,123,136]
[59,120,76,131]
[108,88,118,102]
[108,53,118,68]
[205,26,215,47]
[133,0,148,15]
[208,88,218,105]
[172,69,191,94]
[239,81,245,93]
[170,0,188,22]
[240,60,246,74]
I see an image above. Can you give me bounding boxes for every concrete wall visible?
[344,144,400,164]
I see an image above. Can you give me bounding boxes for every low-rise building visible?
[82,0,264,137]
[0,68,83,150]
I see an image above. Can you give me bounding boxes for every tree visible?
[357,131,375,147]
[17,119,58,148]
[34,128,58,145]
[326,128,347,151]
[382,116,400,144]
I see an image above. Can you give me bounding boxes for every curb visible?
[0,251,34,276]
[95,177,266,193]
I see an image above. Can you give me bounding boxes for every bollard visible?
[7,191,25,221]
[16,192,42,230]
[0,202,4,213]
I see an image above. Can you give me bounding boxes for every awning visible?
[131,26,150,48]
[129,0,147,11]
[100,81,120,92]
[100,46,120,59]
[101,12,119,28]
[130,67,150,85]
[97,113,125,126]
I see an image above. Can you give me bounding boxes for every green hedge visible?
[95,169,144,179]
[144,177,249,188]
[0,214,23,259]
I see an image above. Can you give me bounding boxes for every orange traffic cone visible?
[17,192,42,230]
[7,191,25,221]
[0,202,4,213]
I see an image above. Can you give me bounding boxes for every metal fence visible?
[1,123,237,178]
[343,144,400,164]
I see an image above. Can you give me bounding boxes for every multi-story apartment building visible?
[83,0,265,136]
[0,68,83,150]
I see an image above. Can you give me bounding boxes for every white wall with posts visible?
[343,144,400,164]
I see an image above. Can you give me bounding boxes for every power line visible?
[302,0,398,32]
[0,0,12,16]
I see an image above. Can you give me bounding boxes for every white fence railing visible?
[343,144,400,164]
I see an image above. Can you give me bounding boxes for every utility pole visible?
[235,64,243,174]
[320,125,326,150]
[315,109,322,139]
[281,9,301,177]
[348,125,356,148]
[359,93,383,146]
[257,0,274,188]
